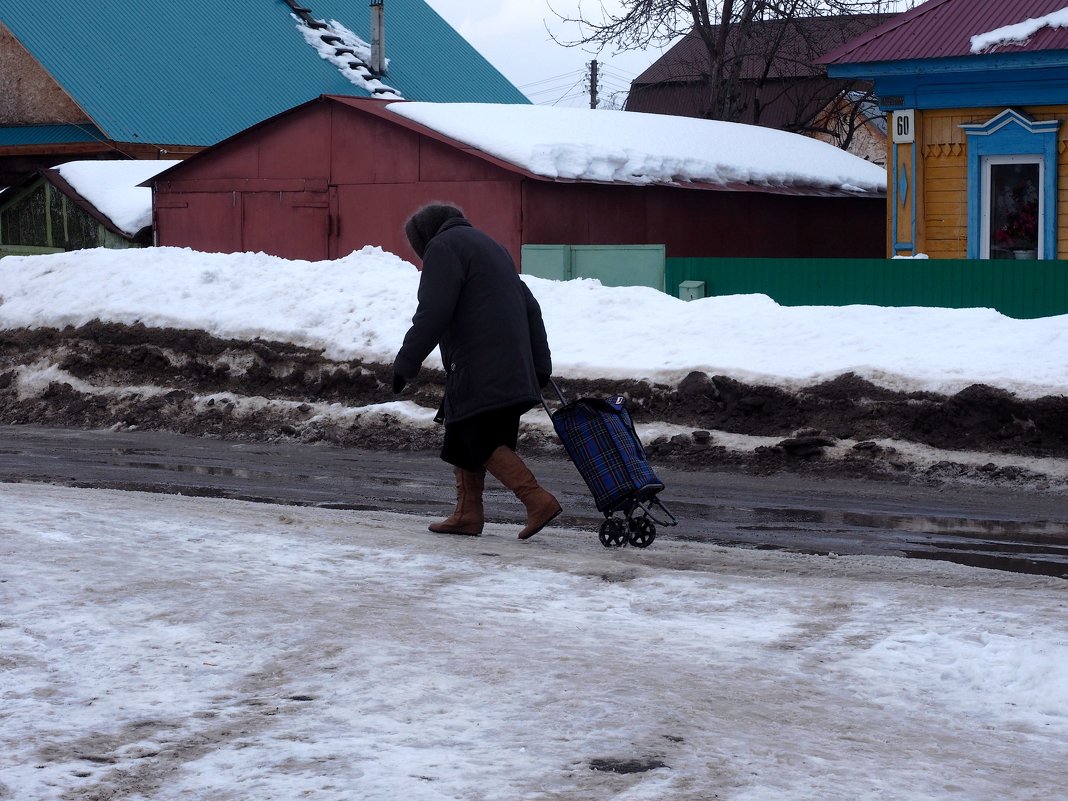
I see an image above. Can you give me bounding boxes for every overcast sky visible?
[422,0,673,108]
[421,1,918,108]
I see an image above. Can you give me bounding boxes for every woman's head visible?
[404,203,465,260]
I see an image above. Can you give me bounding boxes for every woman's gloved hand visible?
[392,374,407,394]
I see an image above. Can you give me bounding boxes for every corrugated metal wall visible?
[666,257,1068,319]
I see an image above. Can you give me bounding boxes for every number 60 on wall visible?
[893,109,915,144]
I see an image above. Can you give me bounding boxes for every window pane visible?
[990,162,1039,259]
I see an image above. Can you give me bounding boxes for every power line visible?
[597,75,633,90]
[517,59,645,107]
[542,76,587,106]
[549,87,589,106]
[517,69,586,89]
[598,64,639,82]
[525,81,589,100]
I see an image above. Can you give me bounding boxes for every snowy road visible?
[1,482,1066,801]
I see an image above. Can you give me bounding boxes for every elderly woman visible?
[392,202,561,540]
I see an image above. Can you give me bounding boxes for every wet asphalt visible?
[2,424,1067,578]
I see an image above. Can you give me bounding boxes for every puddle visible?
[742,506,1068,578]
[904,548,1068,578]
[588,757,669,774]
[751,507,1068,543]
[117,460,279,481]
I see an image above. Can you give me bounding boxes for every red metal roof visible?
[634,15,891,84]
[626,15,891,129]
[819,0,1068,64]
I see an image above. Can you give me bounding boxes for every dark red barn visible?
[149,95,885,265]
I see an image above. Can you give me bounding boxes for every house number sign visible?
[894,109,915,144]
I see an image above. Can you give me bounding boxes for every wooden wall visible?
[912,106,1068,259]
[0,23,88,125]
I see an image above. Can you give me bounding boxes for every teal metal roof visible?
[0,0,528,148]
[0,123,106,146]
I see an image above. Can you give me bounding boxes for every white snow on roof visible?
[294,15,402,98]
[385,102,887,195]
[53,160,182,236]
[971,7,1068,53]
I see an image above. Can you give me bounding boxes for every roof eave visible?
[826,50,1068,79]
[530,174,884,198]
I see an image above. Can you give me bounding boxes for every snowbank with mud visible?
[2,247,1067,490]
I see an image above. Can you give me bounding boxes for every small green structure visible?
[0,166,149,255]
[521,245,667,290]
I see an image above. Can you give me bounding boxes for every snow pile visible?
[1,246,1066,398]
[53,160,181,236]
[971,8,1068,52]
[293,15,401,98]
[386,102,886,194]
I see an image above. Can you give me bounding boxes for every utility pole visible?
[588,59,599,109]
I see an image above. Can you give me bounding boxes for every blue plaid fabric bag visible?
[551,395,664,513]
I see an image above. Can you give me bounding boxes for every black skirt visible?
[440,402,532,471]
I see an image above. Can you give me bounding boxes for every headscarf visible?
[404,203,465,259]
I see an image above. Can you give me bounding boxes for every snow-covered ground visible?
[2,245,1065,399]
[1,482,1066,801]
[2,237,1068,799]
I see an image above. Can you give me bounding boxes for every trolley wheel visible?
[628,517,657,548]
[598,518,628,548]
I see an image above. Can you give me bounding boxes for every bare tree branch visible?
[549,1,916,149]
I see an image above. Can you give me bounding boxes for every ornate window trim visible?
[961,109,1060,259]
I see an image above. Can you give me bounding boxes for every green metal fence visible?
[666,258,1068,319]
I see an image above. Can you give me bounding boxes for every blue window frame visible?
[961,110,1060,260]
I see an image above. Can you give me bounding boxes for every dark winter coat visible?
[392,218,552,424]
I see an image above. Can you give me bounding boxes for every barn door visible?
[328,185,339,260]
[155,193,241,253]
[241,191,329,261]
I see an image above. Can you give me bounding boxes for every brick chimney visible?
[370,0,385,75]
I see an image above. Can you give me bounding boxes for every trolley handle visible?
[540,377,568,417]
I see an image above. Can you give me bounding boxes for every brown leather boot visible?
[484,446,562,539]
[428,467,485,535]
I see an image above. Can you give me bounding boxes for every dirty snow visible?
[1,246,1065,399]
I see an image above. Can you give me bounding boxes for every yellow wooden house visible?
[821,0,1068,260]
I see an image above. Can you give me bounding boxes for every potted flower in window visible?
[995,195,1038,259]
